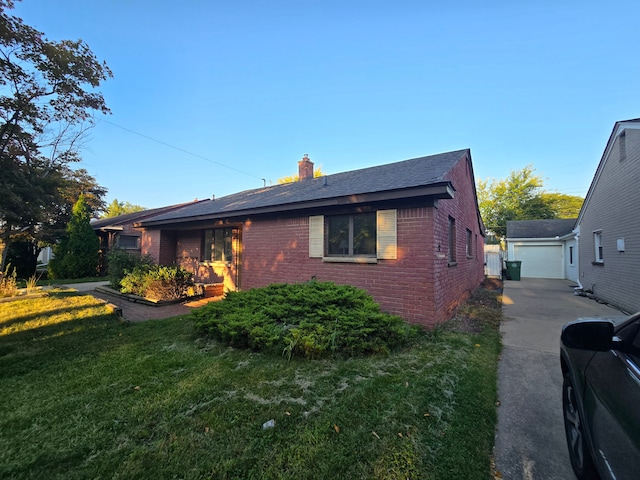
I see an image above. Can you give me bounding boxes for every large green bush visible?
[120,264,194,301]
[192,281,418,359]
[106,248,155,289]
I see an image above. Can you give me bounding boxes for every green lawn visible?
[0,290,501,479]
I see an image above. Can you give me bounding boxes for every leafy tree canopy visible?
[277,167,324,184]
[101,199,146,218]
[477,165,583,237]
[0,0,111,270]
[540,192,584,219]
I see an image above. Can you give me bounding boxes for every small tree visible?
[101,199,146,218]
[48,194,99,278]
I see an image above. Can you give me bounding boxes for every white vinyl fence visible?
[484,244,503,278]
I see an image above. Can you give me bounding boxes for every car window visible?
[618,318,640,363]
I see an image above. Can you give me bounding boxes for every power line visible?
[99,118,264,181]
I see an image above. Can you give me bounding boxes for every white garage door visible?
[513,245,563,279]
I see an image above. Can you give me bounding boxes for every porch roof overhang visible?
[137,182,454,229]
[94,226,124,232]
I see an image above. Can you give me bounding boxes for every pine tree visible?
[48,195,100,279]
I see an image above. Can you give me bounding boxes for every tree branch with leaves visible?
[0,0,112,269]
[477,165,583,238]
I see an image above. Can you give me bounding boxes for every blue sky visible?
[11,0,640,208]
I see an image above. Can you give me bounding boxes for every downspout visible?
[574,226,583,291]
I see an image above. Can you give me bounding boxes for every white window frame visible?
[594,230,604,263]
[569,245,574,266]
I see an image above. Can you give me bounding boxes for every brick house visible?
[91,202,205,272]
[575,118,640,314]
[137,150,485,327]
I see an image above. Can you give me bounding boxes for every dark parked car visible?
[560,313,640,480]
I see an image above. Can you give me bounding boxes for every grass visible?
[0,287,501,479]
[14,276,105,289]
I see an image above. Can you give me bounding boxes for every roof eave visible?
[506,236,572,241]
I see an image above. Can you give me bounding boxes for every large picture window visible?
[327,213,376,256]
[309,210,396,261]
[203,228,233,263]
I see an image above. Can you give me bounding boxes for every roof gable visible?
[577,118,640,225]
[139,149,470,227]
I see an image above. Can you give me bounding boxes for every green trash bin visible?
[506,261,522,281]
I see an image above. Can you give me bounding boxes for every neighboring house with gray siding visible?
[575,118,640,314]
[506,219,577,280]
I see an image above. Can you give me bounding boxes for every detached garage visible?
[506,219,577,279]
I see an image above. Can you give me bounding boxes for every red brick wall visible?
[239,208,438,327]
[432,155,486,322]
[141,229,176,265]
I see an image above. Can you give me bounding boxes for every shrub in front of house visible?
[106,248,155,290]
[120,264,194,301]
[191,281,418,359]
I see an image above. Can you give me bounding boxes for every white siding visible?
[565,238,578,282]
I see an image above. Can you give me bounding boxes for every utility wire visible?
[99,118,264,180]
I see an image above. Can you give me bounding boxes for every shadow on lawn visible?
[0,302,111,332]
[0,293,124,377]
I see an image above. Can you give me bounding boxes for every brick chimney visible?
[298,154,314,181]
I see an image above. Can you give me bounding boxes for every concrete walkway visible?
[494,278,625,480]
[58,280,110,292]
[58,281,207,322]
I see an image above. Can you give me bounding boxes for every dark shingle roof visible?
[506,219,577,239]
[139,149,469,227]
[91,202,205,230]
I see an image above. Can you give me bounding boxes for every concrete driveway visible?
[494,278,625,480]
